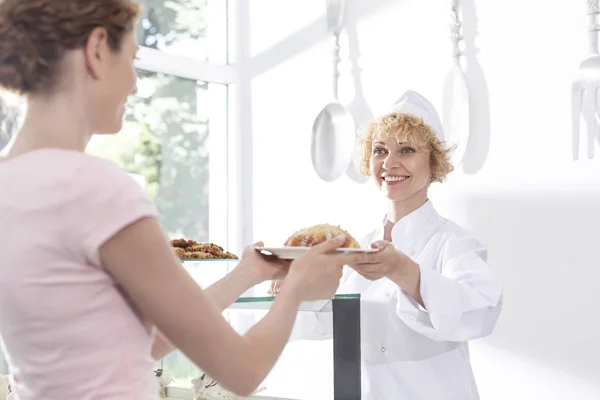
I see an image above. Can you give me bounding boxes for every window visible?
[0,91,23,151]
[137,0,228,63]
[87,73,228,242]
[88,0,233,246]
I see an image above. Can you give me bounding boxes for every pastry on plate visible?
[284,223,360,248]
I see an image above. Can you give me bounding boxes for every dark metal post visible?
[332,297,361,400]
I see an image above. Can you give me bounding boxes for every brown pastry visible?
[187,243,224,255]
[284,224,360,248]
[170,238,189,248]
[173,247,186,258]
[170,238,198,249]
[182,251,214,259]
[171,238,238,260]
[222,252,239,260]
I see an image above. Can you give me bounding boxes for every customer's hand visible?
[269,279,282,296]
[239,241,291,285]
[277,235,363,302]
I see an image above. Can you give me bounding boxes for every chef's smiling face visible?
[356,112,453,204]
[369,134,431,203]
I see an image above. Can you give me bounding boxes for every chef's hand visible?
[349,240,423,305]
[347,240,411,280]
[268,241,397,295]
[239,241,291,285]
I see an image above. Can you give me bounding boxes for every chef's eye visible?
[372,148,386,156]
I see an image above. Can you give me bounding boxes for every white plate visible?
[255,246,378,260]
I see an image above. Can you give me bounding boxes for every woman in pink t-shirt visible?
[0,1,364,399]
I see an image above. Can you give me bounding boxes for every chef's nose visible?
[383,152,402,170]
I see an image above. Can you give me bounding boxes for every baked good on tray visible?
[170,239,238,260]
[284,223,360,248]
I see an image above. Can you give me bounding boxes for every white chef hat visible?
[389,90,445,142]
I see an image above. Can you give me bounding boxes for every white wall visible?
[247,0,600,398]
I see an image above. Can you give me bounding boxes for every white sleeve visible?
[395,233,503,342]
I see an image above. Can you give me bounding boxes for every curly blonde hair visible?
[355,112,454,183]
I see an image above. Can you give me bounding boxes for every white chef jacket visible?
[290,200,503,400]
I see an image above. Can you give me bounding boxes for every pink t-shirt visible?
[0,149,160,399]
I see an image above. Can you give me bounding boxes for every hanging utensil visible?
[572,0,600,160]
[441,0,470,166]
[344,23,371,184]
[311,0,356,182]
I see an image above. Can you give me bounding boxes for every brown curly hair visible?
[0,0,141,95]
[355,112,454,183]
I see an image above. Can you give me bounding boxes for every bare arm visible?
[204,261,263,309]
[152,329,174,360]
[151,262,263,360]
[100,217,353,396]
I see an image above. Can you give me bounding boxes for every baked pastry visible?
[182,251,213,259]
[221,252,239,260]
[173,247,187,258]
[187,243,224,255]
[284,224,360,248]
[171,238,239,259]
[170,238,198,249]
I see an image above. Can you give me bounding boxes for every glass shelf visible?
[178,258,359,311]
[231,294,360,312]
[179,258,239,263]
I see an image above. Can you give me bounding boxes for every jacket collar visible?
[372,200,444,257]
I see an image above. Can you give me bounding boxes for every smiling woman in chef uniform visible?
[288,90,503,400]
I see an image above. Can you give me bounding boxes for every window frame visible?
[132,0,253,255]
